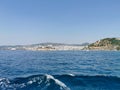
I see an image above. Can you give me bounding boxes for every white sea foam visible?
[68,74,75,77]
[45,74,70,90]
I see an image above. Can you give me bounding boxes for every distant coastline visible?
[0,43,88,51]
[0,38,120,51]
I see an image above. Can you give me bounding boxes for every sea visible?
[0,50,120,90]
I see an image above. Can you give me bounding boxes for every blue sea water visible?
[0,50,120,90]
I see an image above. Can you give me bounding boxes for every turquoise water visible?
[0,50,120,90]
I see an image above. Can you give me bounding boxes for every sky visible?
[0,0,120,45]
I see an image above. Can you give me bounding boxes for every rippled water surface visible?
[0,50,120,90]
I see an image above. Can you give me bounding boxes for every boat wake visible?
[0,74,120,90]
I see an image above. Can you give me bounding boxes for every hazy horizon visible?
[0,37,119,46]
[0,0,120,45]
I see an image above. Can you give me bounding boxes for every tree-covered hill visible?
[85,38,120,50]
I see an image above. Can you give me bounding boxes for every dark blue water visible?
[0,50,120,90]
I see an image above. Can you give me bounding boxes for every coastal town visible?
[0,38,120,51]
[0,43,87,51]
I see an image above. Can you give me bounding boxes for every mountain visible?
[84,38,120,50]
[30,42,89,46]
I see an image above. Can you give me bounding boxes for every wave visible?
[0,74,120,90]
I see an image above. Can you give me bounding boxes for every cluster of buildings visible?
[23,45,85,51]
[0,43,88,51]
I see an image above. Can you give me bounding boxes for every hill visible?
[84,38,120,50]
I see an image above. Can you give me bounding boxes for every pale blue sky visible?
[0,0,120,45]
